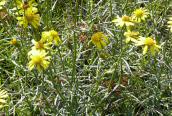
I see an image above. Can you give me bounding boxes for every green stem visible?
[109,0,113,19]
[68,0,79,114]
[57,47,68,78]
[118,29,124,84]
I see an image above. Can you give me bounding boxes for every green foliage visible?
[0,0,172,115]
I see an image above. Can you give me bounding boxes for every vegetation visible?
[0,0,172,115]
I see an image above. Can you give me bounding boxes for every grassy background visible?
[0,0,172,115]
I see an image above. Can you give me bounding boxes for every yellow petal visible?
[125,37,131,43]
[0,0,6,6]
[0,99,6,103]
[112,18,117,22]
[155,44,161,49]
[150,46,156,55]
[143,46,148,55]
[100,41,107,48]
[96,42,102,49]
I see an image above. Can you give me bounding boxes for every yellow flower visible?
[31,39,51,51]
[17,7,40,28]
[41,30,62,46]
[28,50,51,71]
[135,37,161,55]
[15,0,37,11]
[124,30,139,43]
[10,38,17,45]
[0,0,6,10]
[112,15,134,27]
[0,89,8,109]
[132,8,149,22]
[167,17,172,32]
[91,32,109,49]
[0,0,6,5]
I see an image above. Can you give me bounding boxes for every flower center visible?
[144,37,155,46]
[93,37,101,42]
[92,34,103,42]
[10,38,17,45]
[122,16,130,22]
[26,14,34,21]
[33,56,42,64]
[135,9,144,18]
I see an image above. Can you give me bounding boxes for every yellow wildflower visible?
[41,30,62,46]
[135,37,161,55]
[31,39,51,51]
[167,17,172,32]
[10,38,17,45]
[0,0,6,10]
[0,89,8,109]
[132,8,149,22]
[28,50,51,72]
[17,7,40,28]
[91,32,109,49]
[112,15,134,27]
[124,30,139,43]
[15,0,37,11]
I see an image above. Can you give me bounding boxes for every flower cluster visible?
[112,7,161,55]
[28,30,62,72]
[16,0,40,28]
